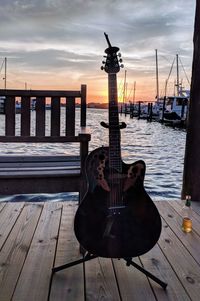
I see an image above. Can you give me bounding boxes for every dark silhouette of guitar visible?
[74,33,161,258]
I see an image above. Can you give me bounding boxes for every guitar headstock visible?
[101,32,124,74]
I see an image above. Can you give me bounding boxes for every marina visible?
[0,1,198,301]
[0,200,200,301]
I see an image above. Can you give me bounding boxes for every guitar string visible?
[109,73,123,209]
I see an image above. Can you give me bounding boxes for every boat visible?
[159,95,188,127]
[0,96,5,114]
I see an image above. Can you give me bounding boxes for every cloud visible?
[0,0,196,100]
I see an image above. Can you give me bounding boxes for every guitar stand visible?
[52,252,167,290]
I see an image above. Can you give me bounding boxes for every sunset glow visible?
[0,1,195,103]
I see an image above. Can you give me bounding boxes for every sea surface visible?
[0,108,186,202]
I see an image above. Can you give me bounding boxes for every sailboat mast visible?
[176,54,179,96]
[133,81,136,102]
[4,57,7,90]
[123,70,127,103]
[155,49,159,99]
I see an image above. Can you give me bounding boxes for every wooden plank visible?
[85,257,121,301]
[0,202,6,213]
[51,97,61,136]
[140,242,190,300]
[0,202,24,250]
[21,96,31,136]
[156,201,200,265]
[5,95,15,136]
[0,203,43,301]
[157,216,200,300]
[169,200,200,221]
[0,165,80,171]
[36,96,45,136]
[12,202,62,301]
[81,84,86,127]
[66,97,75,136]
[0,134,90,143]
[0,155,80,163]
[50,202,85,301]
[113,258,156,301]
[191,201,200,216]
[0,169,80,178]
[0,89,81,98]
[0,160,80,168]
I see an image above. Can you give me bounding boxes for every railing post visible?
[36,97,46,136]
[51,97,61,136]
[5,96,15,136]
[21,96,31,136]
[81,84,87,127]
[66,97,75,136]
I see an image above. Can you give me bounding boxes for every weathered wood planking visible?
[85,257,121,301]
[12,202,62,301]
[0,200,200,301]
[50,202,84,301]
[157,219,200,300]
[113,258,156,301]
[156,202,200,265]
[0,203,43,301]
[141,245,191,301]
[0,202,24,250]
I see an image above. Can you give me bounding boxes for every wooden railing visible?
[0,85,90,196]
[0,84,86,138]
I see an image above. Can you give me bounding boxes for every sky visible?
[0,0,196,102]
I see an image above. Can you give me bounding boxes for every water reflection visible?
[0,108,186,201]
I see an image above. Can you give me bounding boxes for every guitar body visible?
[74,147,162,258]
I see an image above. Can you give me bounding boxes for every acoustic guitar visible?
[74,33,161,258]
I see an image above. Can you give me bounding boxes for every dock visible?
[0,200,200,301]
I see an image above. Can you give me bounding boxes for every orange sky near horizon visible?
[2,63,182,104]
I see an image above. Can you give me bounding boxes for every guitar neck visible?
[108,73,122,171]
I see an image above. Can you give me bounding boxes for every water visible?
[0,108,186,202]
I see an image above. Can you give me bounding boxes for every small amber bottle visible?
[182,195,192,233]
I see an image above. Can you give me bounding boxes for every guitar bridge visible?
[108,206,126,215]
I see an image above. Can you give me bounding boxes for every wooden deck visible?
[0,200,200,301]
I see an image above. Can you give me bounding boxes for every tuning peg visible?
[120,64,124,68]
[118,53,122,57]
[119,58,123,63]
[101,66,104,70]
[102,61,106,64]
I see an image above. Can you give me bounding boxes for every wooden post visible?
[138,101,141,119]
[36,97,45,137]
[5,96,15,136]
[51,97,60,136]
[161,96,166,123]
[182,1,200,201]
[66,97,75,136]
[81,84,86,127]
[21,96,31,136]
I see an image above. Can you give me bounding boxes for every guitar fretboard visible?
[108,73,122,171]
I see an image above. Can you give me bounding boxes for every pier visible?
[0,200,200,301]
